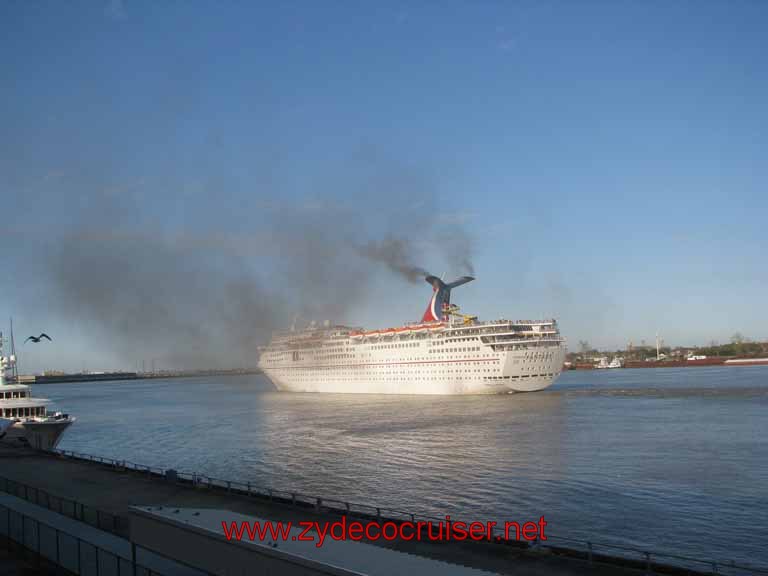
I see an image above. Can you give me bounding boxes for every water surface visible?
[42,366,768,567]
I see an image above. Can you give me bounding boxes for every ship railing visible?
[449,319,556,328]
[43,449,768,576]
[485,336,564,344]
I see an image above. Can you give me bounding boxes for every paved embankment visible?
[0,444,732,576]
[1,492,204,575]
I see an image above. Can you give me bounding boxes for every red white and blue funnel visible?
[421,275,475,322]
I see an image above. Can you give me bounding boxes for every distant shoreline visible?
[16,368,263,385]
[567,358,768,370]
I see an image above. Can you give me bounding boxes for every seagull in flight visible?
[25,333,52,344]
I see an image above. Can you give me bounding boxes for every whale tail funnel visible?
[421,275,474,322]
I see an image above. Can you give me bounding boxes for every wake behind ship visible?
[258,275,566,395]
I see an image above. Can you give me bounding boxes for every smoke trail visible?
[22,169,476,371]
[356,237,429,284]
[45,217,386,370]
[435,226,475,276]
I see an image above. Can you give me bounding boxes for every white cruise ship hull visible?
[259,275,567,395]
[260,334,566,395]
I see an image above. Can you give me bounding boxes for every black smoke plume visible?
[23,181,475,371]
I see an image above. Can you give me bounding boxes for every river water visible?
[42,366,767,567]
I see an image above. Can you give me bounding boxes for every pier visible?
[1,444,764,576]
[15,369,262,386]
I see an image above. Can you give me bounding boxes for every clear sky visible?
[1,1,767,372]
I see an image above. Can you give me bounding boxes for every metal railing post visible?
[587,541,593,565]
[36,517,41,568]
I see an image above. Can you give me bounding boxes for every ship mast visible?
[0,331,7,386]
[10,317,18,382]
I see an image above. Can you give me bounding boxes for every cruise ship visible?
[258,275,566,394]
[0,332,75,450]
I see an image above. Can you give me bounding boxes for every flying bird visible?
[25,333,52,344]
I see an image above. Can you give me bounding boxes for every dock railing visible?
[11,448,766,576]
[0,475,126,536]
[0,476,215,576]
[1,501,160,576]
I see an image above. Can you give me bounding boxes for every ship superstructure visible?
[258,276,566,395]
[0,331,74,449]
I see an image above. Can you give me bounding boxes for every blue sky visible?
[1,1,767,372]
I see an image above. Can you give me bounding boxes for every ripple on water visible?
[47,368,768,567]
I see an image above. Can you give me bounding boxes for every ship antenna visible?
[10,317,18,382]
[0,331,5,387]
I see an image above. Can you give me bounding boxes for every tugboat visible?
[0,330,75,450]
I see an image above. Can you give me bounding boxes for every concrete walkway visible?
[0,492,205,575]
[0,445,647,576]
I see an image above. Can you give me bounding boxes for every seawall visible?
[1,444,759,576]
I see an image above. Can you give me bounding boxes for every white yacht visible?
[0,332,75,450]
